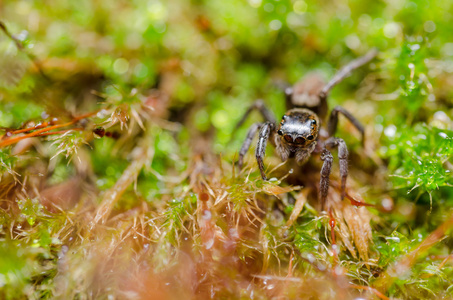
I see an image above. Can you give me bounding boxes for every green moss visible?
[382,124,453,200]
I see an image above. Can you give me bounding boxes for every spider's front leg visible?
[325,137,349,200]
[325,105,362,200]
[238,123,262,169]
[235,100,276,170]
[255,122,275,180]
[319,149,333,210]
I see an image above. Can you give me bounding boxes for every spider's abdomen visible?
[291,73,325,108]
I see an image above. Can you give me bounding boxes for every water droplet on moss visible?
[439,132,448,139]
[384,125,397,137]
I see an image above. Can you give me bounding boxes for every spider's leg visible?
[318,49,377,117]
[319,149,333,210]
[256,121,274,180]
[238,122,262,169]
[325,137,349,200]
[320,48,378,97]
[233,99,276,135]
[327,106,365,142]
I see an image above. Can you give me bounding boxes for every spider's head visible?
[277,108,319,147]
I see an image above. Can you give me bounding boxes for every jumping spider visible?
[237,49,378,209]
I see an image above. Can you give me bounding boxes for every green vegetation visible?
[1,0,453,299]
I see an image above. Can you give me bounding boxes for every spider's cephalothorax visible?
[236,49,377,209]
[275,108,319,164]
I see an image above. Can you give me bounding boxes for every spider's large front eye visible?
[295,137,305,144]
[277,129,283,135]
[283,135,293,143]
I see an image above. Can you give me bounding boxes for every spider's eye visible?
[284,135,293,143]
[307,135,314,140]
[311,119,317,125]
[277,129,283,135]
[295,137,305,144]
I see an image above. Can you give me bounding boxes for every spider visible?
[236,49,378,209]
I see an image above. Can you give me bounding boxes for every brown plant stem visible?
[35,128,84,137]
[0,111,98,148]
[92,142,153,226]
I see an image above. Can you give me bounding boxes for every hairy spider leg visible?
[255,122,275,180]
[320,104,363,205]
[318,49,375,204]
[319,149,333,210]
[325,104,364,200]
[318,48,378,119]
[328,106,365,143]
[238,122,262,169]
[320,48,378,97]
[232,99,276,136]
[325,137,349,200]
